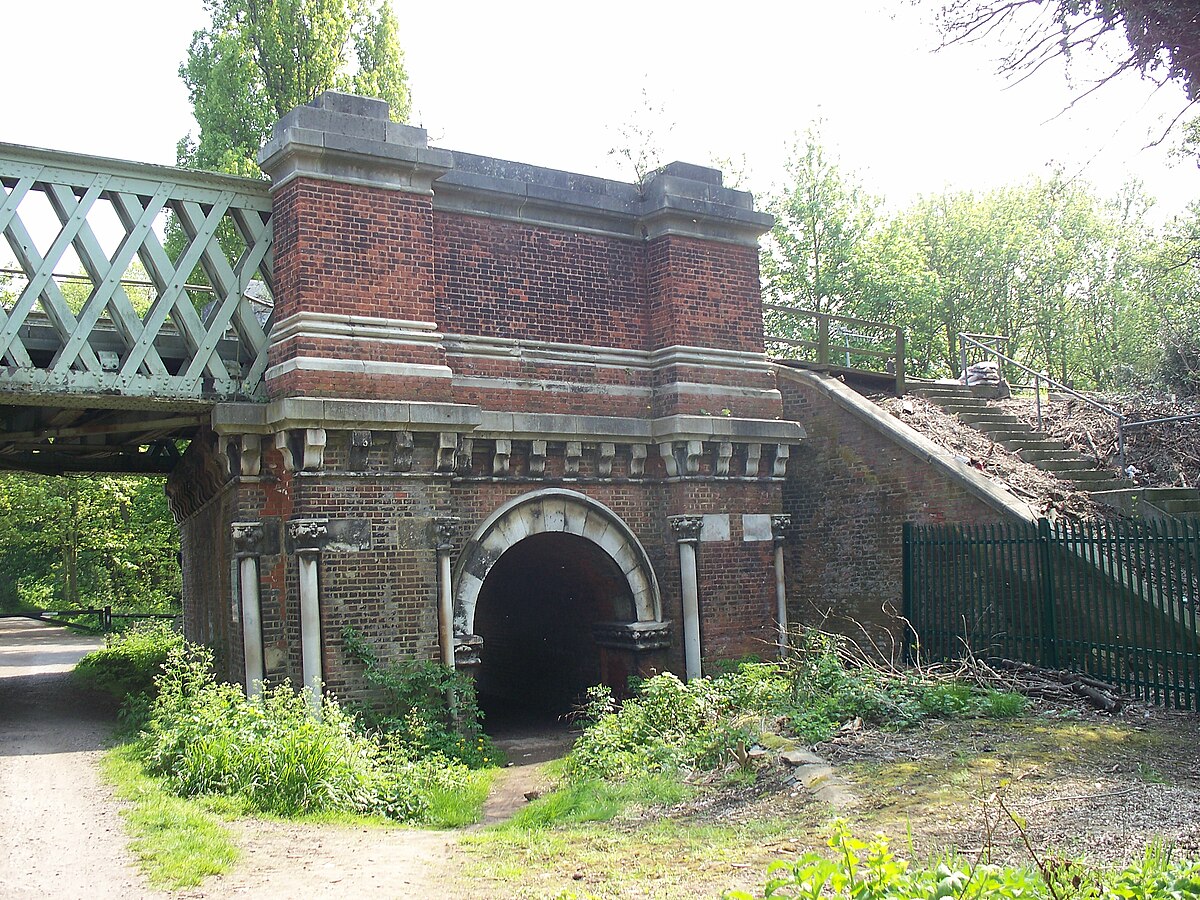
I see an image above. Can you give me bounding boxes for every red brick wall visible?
[778,373,1017,652]
[434,211,648,349]
[645,236,765,354]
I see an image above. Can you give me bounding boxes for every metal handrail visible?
[957,333,1130,469]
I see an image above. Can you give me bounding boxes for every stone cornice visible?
[259,93,773,247]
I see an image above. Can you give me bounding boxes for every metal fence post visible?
[1036,519,1059,669]
[894,329,906,395]
[902,521,914,662]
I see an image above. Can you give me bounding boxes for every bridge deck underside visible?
[0,394,208,474]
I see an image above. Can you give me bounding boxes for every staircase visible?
[908,382,1121,493]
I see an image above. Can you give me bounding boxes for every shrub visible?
[135,641,485,823]
[73,621,184,701]
[341,627,498,768]
[564,629,1026,785]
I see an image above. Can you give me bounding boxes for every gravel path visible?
[0,617,162,900]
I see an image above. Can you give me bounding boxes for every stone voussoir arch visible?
[452,488,662,637]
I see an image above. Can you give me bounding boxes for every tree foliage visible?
[0,474,181,614]
[178,0,411,176]
[761,129,1200,389]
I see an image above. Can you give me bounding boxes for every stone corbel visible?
[684,441,703,475]
[493,439,511,476]
[455,437,474,473]
[630,443,647,477]
[565,441,582,476]
[275,429,326,472]
[660,442,679,477]
[529,440,547,477]
[436,432,457,471]
[597,442,616,478]
[392,430,414,472]
[715,441,733,477]
[745,443,762,477]
[772,443,791,477]
[222,434,263,478]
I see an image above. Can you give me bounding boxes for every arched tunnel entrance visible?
[474,531,635,719]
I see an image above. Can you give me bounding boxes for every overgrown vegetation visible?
[545,630,1025,820]
[99,628,496,830]
[342,626,498,768]
[728,820,1200,900]
[72,621,184,703]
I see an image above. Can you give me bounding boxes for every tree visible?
[178,0,411,176]
[761,126,879,314]
[0,474,181,613]
[935,1,1199,125]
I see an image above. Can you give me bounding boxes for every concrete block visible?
[742,514,772,542]
[700,514,730,542]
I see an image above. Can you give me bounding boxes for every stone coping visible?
[775,367,1036,523]
[259,91,773,245]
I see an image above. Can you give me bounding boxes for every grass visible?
[502,774,691,830]
[100,743,239,888]
[425,767,499,828]
[463,809,826,898]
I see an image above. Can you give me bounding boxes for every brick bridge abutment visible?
[170,92,805,709]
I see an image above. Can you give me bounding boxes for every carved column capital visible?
[771,514,792,544]
[231,521,265,557]
[288,517,329,553]
[669,514,704,544]
[434,517,458,552]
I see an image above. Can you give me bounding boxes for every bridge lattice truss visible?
[0,144,274,406]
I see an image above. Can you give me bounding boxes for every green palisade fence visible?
[903,518,1200,710]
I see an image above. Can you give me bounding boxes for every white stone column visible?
[289,518,328,714]
[231,522,265,698]
[771,514,792,658]
[669,515,704,681]
[435,518,457,670]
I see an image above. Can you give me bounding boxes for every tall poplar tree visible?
[178,0,411,176]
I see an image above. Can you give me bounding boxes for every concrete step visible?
[1063,470,1118,486]
[935,399,992,412]
[1035,457,1101,473]
[1002,439,1068,453]
[954,412,1023,426]
[1018,448,1091,463]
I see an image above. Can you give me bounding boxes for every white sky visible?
[0,0,1196,222]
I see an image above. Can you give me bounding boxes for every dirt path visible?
[0,617,161,900]
[0,619,585,898]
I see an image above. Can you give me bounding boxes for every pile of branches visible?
[1000,395,1200,489]
[959,655,1124,714]
[877,393,1107,520]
